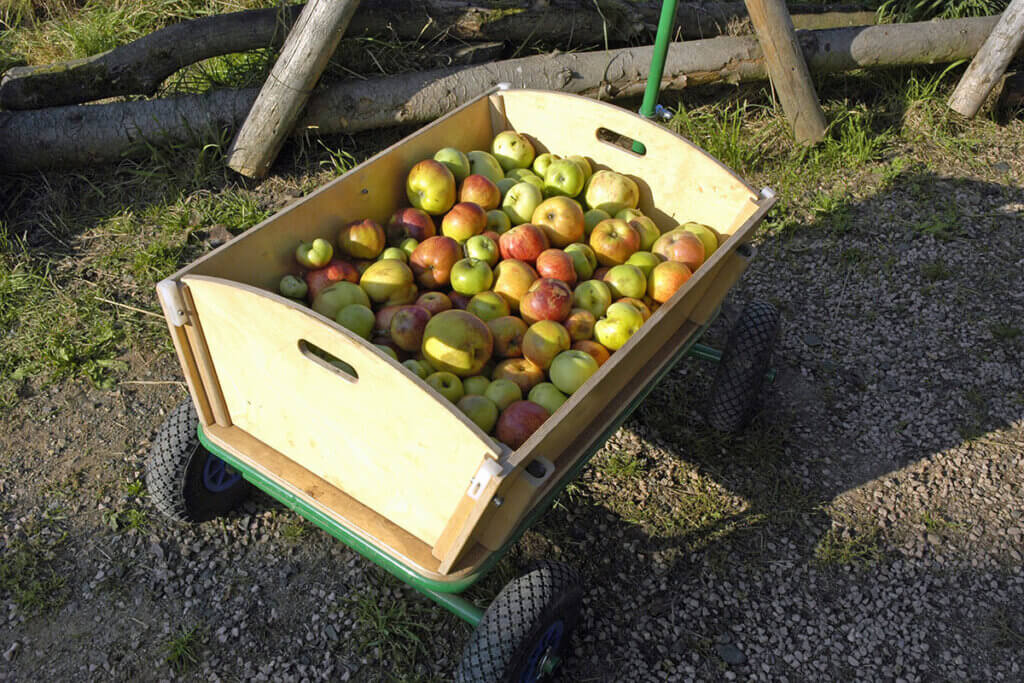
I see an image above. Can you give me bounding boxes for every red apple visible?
[406,159,456,215]
[416,291,452,315]
[493,359,545,395]
[520,278,573,325]
[572,340,611,367]
[648,260,693,303]
[441,202,488,243]
[422,310,494,377]
[387,208,436,246]
[652,229,705,271]
[459,174,501,211]
[564,308,596,341]
[522,320,571,369]
[535,249,577,286]
[496,400,550,450]
[590,218,641,266]
[492,259,538,313]
[592,266,610,282]
[498,223,549,263]
[338,218,386,260]
[449,292,472,309]
[390,305,432,352]
[410,236,462,289]
[305,259,359,300]
[374,305,406,337]
[531,196,585,248]
[487,316,529,358]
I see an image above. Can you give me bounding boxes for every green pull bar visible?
[634,0,679,154]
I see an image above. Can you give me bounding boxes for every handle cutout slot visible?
[596,127,647,156]
[298,339,359,383]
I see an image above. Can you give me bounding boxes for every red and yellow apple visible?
[531,196,585,248]
[406,159,457,215]
[487,315,529,358]
[410,236,462,289]
[522,320,571,369]
[647,260,692,303]
[387,208,436,246]
[492,259,538,313]
[520,278,573,324]
[305,258,360,299]
[535,249,577,286]
[338,218,386,260]
[390,305,432,352]
[652,228,705,271]
[590,218,641,266]
[495,400,550,449]
[492,358,545,394]
[459,174,501,211]
[498,223,549,263]
[441,202,487,243]
[572,340,611,367]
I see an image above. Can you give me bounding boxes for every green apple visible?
[426,371,464,403]
[400,237,419,258]
[486,209,512,234]
[518,173,545,193]
[492,131,536,171]
[467,290,510,321]
[457,394,500,433]
[295,238,333,269]
[532,152,560,178]
[403,358,430,379]
[625,251,662,278]
[406,159,457,215]
[566,155,593,184]
[336,304,375,339]
[467,150,505,184]
[584,208,611,237]
[484,378,522,411]
[528,382,568,415]
[549,349,599,394]
[502,181,544,226]
[628,216,661,251]
[572,279,612,318]
[615,208,644,222]
[463,375,491,396]
[279,274,308,299]
[594,301,644,350]
[584,170,640,215]
[422,310,494,377]
[507,168,540,182]
[543,159,586,198]
[564,243,597,280]
[377,246,408,262]
[464,234,499,266]
[450,258,494,296]
[603,264,646,299]
[681,222,720,259]
[434,147,471,183]
[312,281,371,319]
[375,344,399,360]
[496,177,519,198]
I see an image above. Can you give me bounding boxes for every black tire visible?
[145,399,251,522]
[705,301,780,432]
[455,561,583,682]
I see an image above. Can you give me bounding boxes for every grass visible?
[345,585,442,675]
[164,624,202,673]
[814,524,883,567]
[0,518,69,613]
[990,323,1021,341]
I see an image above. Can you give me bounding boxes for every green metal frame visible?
[196,312,720,626]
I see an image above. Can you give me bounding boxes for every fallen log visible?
[0,0,877,110]
[0,16,1010,173]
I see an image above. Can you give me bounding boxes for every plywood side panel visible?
[183,275,499,545]
[181,97,495,291]
[497,90,759,234]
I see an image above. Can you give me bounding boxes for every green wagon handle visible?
[634,0,680,153]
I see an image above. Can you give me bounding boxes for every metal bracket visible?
[156,279,188,327]
[760,187,777,200]
[467,458,503,500]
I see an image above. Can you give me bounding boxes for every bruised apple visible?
[487,316,529,358]
[305,259,359,299]
[416,291,452,315]
[496,400,550,450]
[520,278,573,325]
[410,236,462,289]
[387,208,436,246]
[564,308,596,341]
[421,310,493,377]
[492,259,538,313]
[390,305,432,352]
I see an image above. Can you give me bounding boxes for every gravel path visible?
[2,126,1023,681]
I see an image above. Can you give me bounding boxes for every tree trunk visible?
[0,0,876,110]
[0,17,1009,173]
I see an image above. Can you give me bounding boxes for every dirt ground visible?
[1,86,1023,680]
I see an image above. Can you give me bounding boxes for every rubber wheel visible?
[455,561,583,682]
[704,301,781,433]
[145,399,251,522]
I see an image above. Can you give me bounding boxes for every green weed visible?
[920,260,952,282]
[814,525,883,567]
[599,450,646,478]
[164,625,202,673]
[0,522,68,613]
[990,323,1021,341]
[348,588,436,667]
[102,507,149,532]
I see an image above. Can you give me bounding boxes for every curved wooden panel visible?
[183,275,499,545]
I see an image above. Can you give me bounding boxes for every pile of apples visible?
[278,130,721,450]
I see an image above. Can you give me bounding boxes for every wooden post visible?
[948,0,1024,118]
[744,0,827,144]
[226,0,361,178]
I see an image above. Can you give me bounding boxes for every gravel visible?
[1,124,1022,681]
